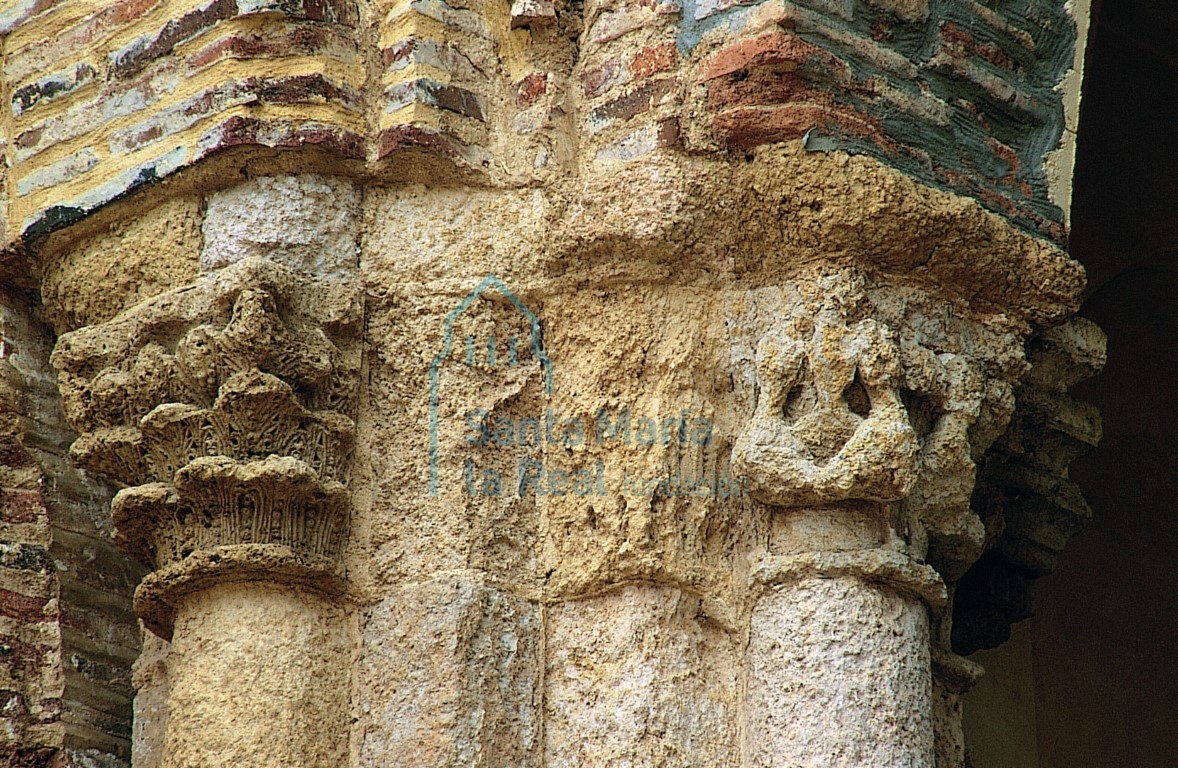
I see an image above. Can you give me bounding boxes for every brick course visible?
[0,0,1082,244]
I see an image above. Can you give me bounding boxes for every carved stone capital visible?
[732,266,1037,592]
[952,317,1105,653]
[732,265,1069,768]
[50,257,360,638]
[732,295,919,507]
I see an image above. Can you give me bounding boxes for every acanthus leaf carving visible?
[50,256,360,638]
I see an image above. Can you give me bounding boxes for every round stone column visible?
[732,274,946,768]
[744,507,945,768]
[162,583,351,768]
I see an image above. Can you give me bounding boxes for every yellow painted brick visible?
[99,0,216,52]
[3,0,102,52]
[10,100,364,227]
[5,61,104,126]
[379,13,452,48]
[380,100,487,146]
[11,56,362,172]
[382,101,443,131]
[382,61,454,88]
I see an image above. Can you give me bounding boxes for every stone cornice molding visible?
[751,549,949,611]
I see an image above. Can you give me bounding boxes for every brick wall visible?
[0,1,1089,764]
[0,288,143,768]
[0,0,1084,247]
[0,288,61,766]
[2,0,367,242]
[682,0,1077,239]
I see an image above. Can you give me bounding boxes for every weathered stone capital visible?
[730,264,1042,587]
[952,316,1105,652]
[732,297,919,507]
[50,256,361,638]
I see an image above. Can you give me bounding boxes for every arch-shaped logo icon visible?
[429,275,553,495]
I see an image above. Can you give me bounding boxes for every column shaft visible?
[162,582,351,768]
[747,576,934,768]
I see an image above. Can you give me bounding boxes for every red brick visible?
[0,634,53,677]
[706,65,811,110]
[0,490,44,525]
[0,589,53,623]
[697,30,824,83]
[0,745,58,767]
[376,125,463,161]
[197,116,366,160]
[582,57,625,99]
[7,0,161,83]
[186,24,354,73]
[0,439,35,468]
[0,0,58,35]
[589,78,676,123]
[110,0,238,80]
[384,38,417,67]
[11,63,97,118]
[986,137,1020,176]
[300,0,359,26]
[515,72,548,106]
[631,42,677,79]
[713,102,883,150]
[111,75,362,156]
[656,115,680,147]
[940,21,1013,70]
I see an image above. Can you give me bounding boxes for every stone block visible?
[357,580,541,768]
[544,585,738,767]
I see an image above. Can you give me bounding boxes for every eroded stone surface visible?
[357,580,541,768]
[201,175,360,277]
[39,194,202,334]
[43,176,364,768]
[130,632,170,768]
[49,253,361,637]
[164,582,351,768]
[544,586,739,767]
[2,0,1103,762]
[731,272,921,507]
[747,577,934,768]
